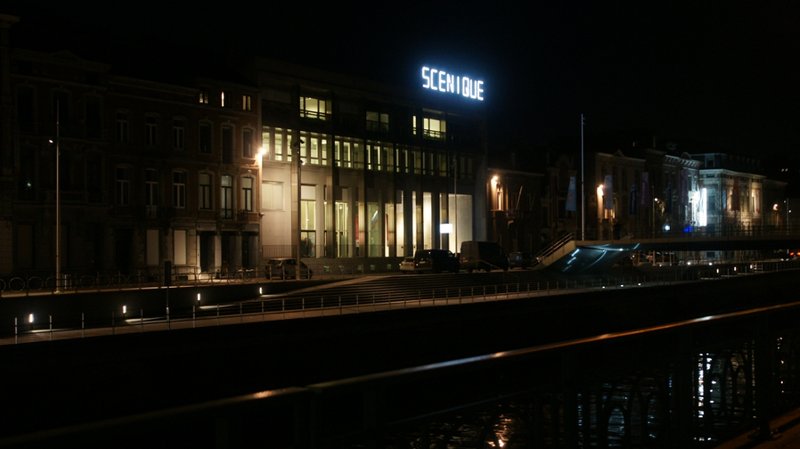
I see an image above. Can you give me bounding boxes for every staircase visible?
[534,233,576,268]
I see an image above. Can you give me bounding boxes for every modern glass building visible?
[252,59,487,273]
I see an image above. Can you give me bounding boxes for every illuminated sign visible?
[421,66,484,101]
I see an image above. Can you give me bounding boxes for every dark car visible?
[266,258,313,279]
[412,249,460,273]
[459,241,509,272]
[508,251,535,269]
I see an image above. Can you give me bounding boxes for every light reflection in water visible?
[376,334,800,449]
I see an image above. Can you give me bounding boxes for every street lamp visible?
[652,197,658,238]
[55,100,61,292]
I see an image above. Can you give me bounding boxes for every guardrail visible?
[5,260,800,345]
[4,293,800,448]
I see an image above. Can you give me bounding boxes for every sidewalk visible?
[716,409,800,449]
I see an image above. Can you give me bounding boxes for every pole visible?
[580,113,585,241]
[454,153,458,252]
[55,99,61,293]
[293,132,302,280]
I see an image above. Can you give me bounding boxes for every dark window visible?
[199,122,211,154]
[222,126,233,163]
[242,128,253,158]
[16,86,35,133]
[86,96,102,139]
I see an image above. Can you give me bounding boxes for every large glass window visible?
[262,127,295,162]
[448,193,473,253]
[336,199,350,257]
[368,202,381,257]
[199,173,212,210]
[172,171,187,209]
[301,185,316,257]
[302,134,328,166]
[395,191,405,256]
[299,96,330,120]
[221,175,233,218]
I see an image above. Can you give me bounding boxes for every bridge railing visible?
[5,260,800,345]
[4,289,800,448]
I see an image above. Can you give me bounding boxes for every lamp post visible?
[652,197,658,238]
[291,132,303,280]
[55,99,61,293]
[580,113,585,240]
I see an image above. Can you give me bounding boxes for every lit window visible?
[220,91,226,108]
[242,95,252,111]
[423,117,446,140]
[300,96,330,120]
[198,90,209,104]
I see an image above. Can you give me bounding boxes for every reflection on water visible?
[371,329,800,449]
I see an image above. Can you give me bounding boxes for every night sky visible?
[5,2,800,162]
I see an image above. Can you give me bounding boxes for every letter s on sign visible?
[421,66,431,89]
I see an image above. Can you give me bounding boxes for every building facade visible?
[254,60,487,273]
[1,21,263,280]
[0,18,489,280]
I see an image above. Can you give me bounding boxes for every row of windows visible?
[198,90,253,111]
[115,114,256,158]
[261,127,473,178]
[116,167,256,218]
[298,95,446,141]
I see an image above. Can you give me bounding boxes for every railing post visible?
[14,317,18,344]
[49,315,53,340]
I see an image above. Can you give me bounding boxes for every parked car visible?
[266,258,313,279]
[410,249,460,273]
[508,251,535,269]
[399,257,416,273]
[459,241,509,272]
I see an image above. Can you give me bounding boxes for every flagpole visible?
[580,113,585,241]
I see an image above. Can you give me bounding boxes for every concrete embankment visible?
[1,270,797,437]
